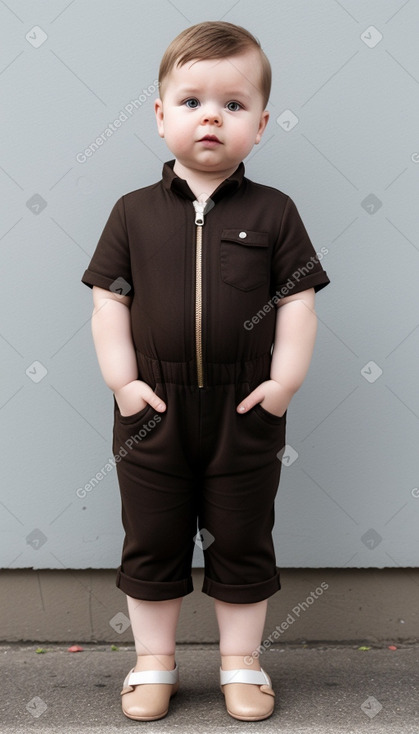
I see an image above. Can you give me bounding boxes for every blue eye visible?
[185,98,199,109]
[226,101,241,111]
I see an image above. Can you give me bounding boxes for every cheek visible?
[167,130,190,151]
[164,114,192,145]
[230,128,255,150]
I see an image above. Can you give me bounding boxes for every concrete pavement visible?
[1,643,418,733]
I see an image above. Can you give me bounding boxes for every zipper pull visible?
[192,200,206,225]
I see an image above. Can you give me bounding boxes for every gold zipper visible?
[192,200,206,388]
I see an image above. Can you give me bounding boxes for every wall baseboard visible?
[0,568,417,643]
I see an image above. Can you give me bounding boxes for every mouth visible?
[198,135,222,143]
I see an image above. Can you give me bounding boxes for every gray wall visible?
[1,0,418,574]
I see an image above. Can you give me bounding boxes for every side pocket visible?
[112,382,166,460]
[117,401,153,425]
[115,383,164,426]
[253,402,286,425]
[235,382,287,459]
[237,381,286,425]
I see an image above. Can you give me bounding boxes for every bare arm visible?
[91,286,137,391]
[270,287,317,393]
[236,288,317,416]
[91,286,166,415]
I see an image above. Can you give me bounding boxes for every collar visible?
[161,159,245,202]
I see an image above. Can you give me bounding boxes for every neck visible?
[173,160,239,199]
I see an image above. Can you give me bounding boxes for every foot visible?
[220,654,275,721]
[121,654,178,721]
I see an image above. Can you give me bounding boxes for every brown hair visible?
[158,21,271,108]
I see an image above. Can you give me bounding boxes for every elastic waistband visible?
[136,352,272,388]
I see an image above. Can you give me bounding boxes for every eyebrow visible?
[176,87,252,101]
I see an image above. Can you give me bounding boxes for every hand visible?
[114,380,166,417]
[236,379,293,418]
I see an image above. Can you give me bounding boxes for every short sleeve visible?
[81,196,133,296]
[271,196,330,300]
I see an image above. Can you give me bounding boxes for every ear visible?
[255,109,270,144]
[154,99,165,138]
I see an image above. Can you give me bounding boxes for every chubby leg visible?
[126,595,182,669]
[120,596,182,721]
[214,598,275,721]
[214,597,267,669]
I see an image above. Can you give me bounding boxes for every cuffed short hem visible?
[202,569,281,603]
[115,567,194,600]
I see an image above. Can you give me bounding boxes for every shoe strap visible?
[220,667,271,686]
[127,663,179,686]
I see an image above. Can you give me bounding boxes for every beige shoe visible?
[220,666,275,721]
[120,663,179,721]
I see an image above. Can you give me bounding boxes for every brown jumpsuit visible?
[81,160,330,604]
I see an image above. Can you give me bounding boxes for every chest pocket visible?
[220,229,269,291]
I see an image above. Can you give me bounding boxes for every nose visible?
[201,106,221,125]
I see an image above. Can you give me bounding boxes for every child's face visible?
[155,49,269,176]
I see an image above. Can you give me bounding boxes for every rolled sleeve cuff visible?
[274,270,330,302]
[81,269,133,295]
